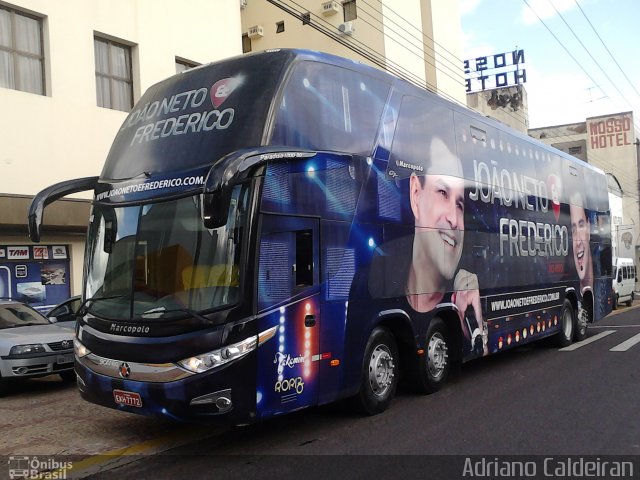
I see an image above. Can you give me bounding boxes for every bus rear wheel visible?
[354,327,398,415]
[413,317,450,394]
[574,301,590,342]
[556,299,575,348]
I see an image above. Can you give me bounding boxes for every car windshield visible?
[0,304,49,328]
[84,184,250,321]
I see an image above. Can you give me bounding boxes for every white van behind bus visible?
[612,258,636,309]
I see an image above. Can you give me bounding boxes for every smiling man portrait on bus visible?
[406,136,488,356]
[361,129,488,358]
[570,191,594,296]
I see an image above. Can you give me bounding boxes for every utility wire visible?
[265,0,637,194]
[521,0,640,134]
[573,0,640,98]
[546,0,637,119]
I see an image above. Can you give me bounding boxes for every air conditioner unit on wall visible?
[321,1,340,16]
[338,21,354,35]
[248,25,264,38]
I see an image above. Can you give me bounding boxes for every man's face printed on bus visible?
[570,203,591,282]
[410,137,465,281]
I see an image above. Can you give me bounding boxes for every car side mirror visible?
[49,316,58,324]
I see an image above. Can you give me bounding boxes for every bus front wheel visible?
[353,327,399,415]
[413,317,450,394]
[556,299,575,348]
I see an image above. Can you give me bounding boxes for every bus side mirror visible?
[202,189,231,229]
[28,176,99,243]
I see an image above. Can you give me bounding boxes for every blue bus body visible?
[29,49,612,423]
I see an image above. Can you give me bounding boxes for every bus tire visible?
[574,301,590,342]
[353,327,398,415]
[612,294,618,310]
[414,317,450,394]
[627,292,634,307]
[556,299,574,348]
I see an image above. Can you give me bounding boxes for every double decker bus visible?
[29,49,612,422]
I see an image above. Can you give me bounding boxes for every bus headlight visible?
[74,337,91,358]
[177,336,257,374]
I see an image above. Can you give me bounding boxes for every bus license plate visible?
[56,354,74,364]
[113,389,143,408]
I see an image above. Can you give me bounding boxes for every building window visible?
[175,57,199,74]
[343,0,357,21]
[242,34,251,53]
[276,21,285,33]
[0,5,44,95]
[94,36,133,112]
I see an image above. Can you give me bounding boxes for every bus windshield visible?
[84,184,249,321]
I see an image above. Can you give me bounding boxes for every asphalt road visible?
[3,305,640,479]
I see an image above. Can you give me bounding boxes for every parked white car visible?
[0,299,75,391]
[612,258,636,309]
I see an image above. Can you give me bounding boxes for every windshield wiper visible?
[138,306,210,323]
[77,294,130,317]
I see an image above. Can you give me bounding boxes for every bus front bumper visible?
[75,352,256,424]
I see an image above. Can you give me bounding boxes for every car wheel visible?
[627,292,634,307]
[556,299,574,348]
[353,327,398,415]
[59,370,77,382]
[612,293,618,310]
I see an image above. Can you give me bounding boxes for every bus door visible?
[255,214,321,418]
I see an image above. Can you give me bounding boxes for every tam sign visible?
[464,49,527,93]
[7,247,29,260]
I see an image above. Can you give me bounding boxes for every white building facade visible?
[0,0,241,310]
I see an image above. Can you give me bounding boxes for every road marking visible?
[56,424,220,478]
[610,332,640,352]
[592,324,640,328]
[559,330,616,351]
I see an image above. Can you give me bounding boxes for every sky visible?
[459,0,640,128]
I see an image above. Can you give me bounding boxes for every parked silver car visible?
[0,299,75,389]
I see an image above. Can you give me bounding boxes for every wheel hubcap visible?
[563,308,573,339]
[368,344,394,397]
[427,332,448,380]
